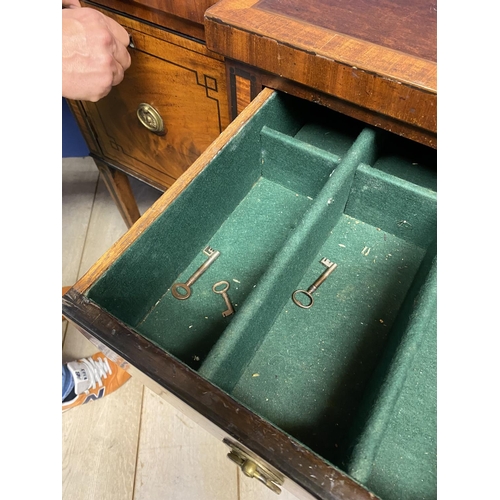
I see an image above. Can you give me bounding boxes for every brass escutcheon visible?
[224,438,284,495]
[136,103,165,135]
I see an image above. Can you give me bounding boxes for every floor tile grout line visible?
[74,171,101,283]
[131,385,146,500]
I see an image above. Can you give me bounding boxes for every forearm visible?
[62,0,81,8]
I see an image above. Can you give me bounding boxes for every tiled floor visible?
[62,157,301,500]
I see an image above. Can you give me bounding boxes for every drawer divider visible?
[199,127,379,391]
[344,250,437,482]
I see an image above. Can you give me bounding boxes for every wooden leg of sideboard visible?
[93,159,141,229]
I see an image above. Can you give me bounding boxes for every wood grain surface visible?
[128,0,218,25]
[83,0,217,39]
[77,7,230,191]
[257,0,436,61]
[205,0,437,145]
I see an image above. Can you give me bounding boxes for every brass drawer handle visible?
[136,103,165,135]
[224,439,284,495]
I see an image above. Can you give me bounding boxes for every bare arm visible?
[62,0,81,8]
[62,7,131,102]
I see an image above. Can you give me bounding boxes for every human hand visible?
[62,7,131,102]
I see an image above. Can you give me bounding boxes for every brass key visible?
[212,280,235,317]
[171,246,220,300]
[292,257,337,309]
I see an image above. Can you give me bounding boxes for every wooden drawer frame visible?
[63,87,437,500]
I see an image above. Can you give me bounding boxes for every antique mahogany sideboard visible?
[64,1,437,499]
[67,0,436,228]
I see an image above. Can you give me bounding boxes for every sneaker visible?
[62,353,131,412]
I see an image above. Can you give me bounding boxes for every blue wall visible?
[62,98,90,158]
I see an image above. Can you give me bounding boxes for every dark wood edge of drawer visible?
[62,287,379,500]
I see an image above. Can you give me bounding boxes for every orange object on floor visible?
[62,352,131,412]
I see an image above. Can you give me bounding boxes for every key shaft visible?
[292,258,337,309]
[221,292,235,317]
[308,262,338,293]
[185,250,220,287]
[213,280,234,317]
[172,247,220,300]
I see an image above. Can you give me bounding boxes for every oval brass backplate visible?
[136,103,165,135]
[223,438,284,495]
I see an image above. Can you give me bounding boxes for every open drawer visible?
[63,88,437,500]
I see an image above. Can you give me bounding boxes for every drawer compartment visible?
[65,89,436,500]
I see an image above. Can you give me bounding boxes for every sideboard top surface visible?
[257,0,436,63]
[205,0,437,142]
[206,0,436,89]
